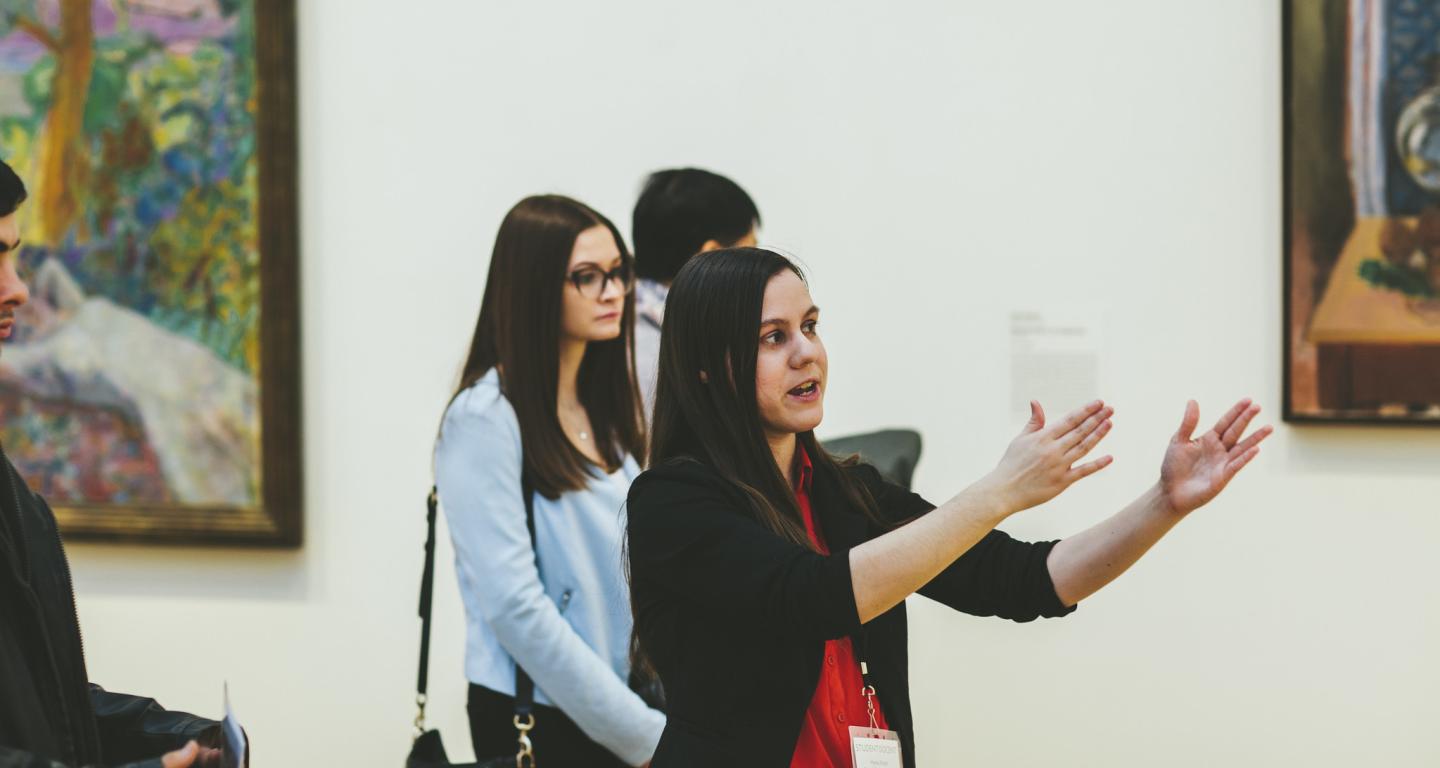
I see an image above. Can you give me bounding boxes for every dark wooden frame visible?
[1281,0,1440,427]
[53,0,303,545]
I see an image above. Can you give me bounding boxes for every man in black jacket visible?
[0,159,228,768]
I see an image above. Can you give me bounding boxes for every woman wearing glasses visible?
[435,195,662,767]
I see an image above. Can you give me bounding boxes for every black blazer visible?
[626,458,1074,768]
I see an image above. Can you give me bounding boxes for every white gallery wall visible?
[64,1,1440,765]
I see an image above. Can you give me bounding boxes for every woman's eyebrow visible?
[761,306,819,328]
[570,251,623,272]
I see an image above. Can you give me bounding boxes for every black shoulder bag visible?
[407,477,539,768]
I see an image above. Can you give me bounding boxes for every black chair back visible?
[821,429,922,489]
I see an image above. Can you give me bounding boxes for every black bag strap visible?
[416,488,439,707]
[415,473,538,732]
[513,471,536,717]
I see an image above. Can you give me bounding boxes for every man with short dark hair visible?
[0,158,230,768]
[631,168,761,414]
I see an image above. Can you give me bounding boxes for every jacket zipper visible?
[52,522,87,671]
[52,507,96,759]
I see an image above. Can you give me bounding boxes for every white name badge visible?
[849,726,903,768]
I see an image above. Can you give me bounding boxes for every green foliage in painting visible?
[2,0,260,373]
[1358,258,1437,298]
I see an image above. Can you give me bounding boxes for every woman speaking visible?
[625,248,1270,767]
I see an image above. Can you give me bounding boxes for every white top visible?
[434,369,664,766]
[634,277,668,422]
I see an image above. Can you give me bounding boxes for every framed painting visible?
[0,0,300,544]
[1285,0,1440,424]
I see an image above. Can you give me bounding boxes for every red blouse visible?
[790,446,888,767]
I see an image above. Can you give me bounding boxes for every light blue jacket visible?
[435,370,664,766]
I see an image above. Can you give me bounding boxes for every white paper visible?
[222,683,246,768]
[1010,309,1102,417]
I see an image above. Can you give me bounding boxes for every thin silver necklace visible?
[560,403,589,441]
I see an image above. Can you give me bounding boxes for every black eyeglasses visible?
[566,263,635,299]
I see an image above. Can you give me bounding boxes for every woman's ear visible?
[698,370,710,384]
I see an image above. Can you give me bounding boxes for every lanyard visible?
[852,630,881,730]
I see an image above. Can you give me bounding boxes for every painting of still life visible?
[1287,0,1440,424]
[0,0,299,543]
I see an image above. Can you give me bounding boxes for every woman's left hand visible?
[1159,398,1273,515]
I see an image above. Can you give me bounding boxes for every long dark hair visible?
[629,247,889,689]
[450,195,644,499]
[649,247,884,547]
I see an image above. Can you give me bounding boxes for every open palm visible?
[1159,399,1272,514]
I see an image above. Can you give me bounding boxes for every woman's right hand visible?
[986,399,1114,513]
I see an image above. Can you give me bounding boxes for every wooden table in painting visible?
[1308,217,1440,411]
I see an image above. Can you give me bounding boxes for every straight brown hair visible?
[451,195,645,499]
[629,248,890,683]
[649,247,886,546]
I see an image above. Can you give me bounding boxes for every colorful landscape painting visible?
[0,0,291,536]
